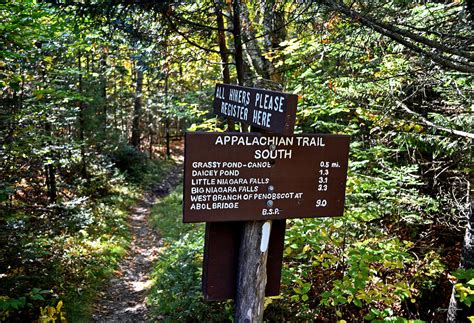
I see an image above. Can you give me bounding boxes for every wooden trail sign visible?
[183,132,350,223]
[183,84,351,320]
[213,83,298,135]
[204,84,298,306]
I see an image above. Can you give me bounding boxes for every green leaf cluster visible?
[147,186,233,321]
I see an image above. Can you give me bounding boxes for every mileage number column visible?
[315,160,341,210]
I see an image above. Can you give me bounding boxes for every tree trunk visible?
[232,2,270,321]
[164,73,171,159]
[77,53,88,180]
[239,2,269,80]
[112,57,119,131]
[235,221,271,322]
[216,0,231,84]
[130,66,144,149]
[232,0,251,132]
[261,0,286,86]
[232,0,246,87]
[39,57,57,203]
[148,110,154,159]
[44,122,57,203]
[448,201,474,322]
[100,50,108,137]
[165,118,171,159]
[215,0,235,131]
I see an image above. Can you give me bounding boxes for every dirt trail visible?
[92,165,183,322]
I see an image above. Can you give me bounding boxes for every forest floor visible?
[91,163,183,322]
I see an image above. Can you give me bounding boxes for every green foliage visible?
[108,144,151,179]
[1,117,171,321]
[266,215,446,321]
[320,239,444,318]
[149,185,192,240]
[346,159,440,226]
[0,296,26,320]
[263,4,470,319]
[147,186,232,321]
[188,116,227,132]
[38,300,66,323]
[147,230,231,321]
[1,0,471,321]
[104,143,175,191]
[451,269,474,307]
[0,172,138,321]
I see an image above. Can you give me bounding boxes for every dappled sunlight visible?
[92,165,182,321]
[1,0,471,321]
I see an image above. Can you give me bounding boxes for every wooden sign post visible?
[214,84,298,322]
[235,220,270,321]
[208,84,299,314]
[182,84,350,322]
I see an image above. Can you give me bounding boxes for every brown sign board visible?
[202,220,286,301]
[213,84,298,135]
[183,132,350,223]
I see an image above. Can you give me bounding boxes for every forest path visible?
[91,164,183,322]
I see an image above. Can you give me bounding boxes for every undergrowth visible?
[147,185,233,321]
[144,144,455,322]
[0,177,137,321]
[0,148,172,321]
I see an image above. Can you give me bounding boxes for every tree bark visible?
[44,121,57,203]
[100,50,108,137]
[215,0,231,84]
[261,0,286,85]
[231,3,272,321]
[165,118,171,159]
[235,221,271,323]
[164,73,171,159]
[232,0,246,86]
[77,53,88,180]
[239,2,269,80]
[39,56,57,203]
[448,201,474,322]
[237,1,287,89]
[148,107,154,159]
[130,65,144,149]
[112,57,119,131]
[215,0,235,131]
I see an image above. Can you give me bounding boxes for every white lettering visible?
[255,149,292,160]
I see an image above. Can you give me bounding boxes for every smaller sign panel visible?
[202,220,286,301]
[213,84,298,135]
[183,132,350,223]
